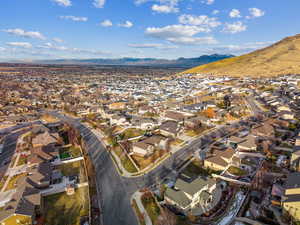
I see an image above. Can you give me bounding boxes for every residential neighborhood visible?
[1,64,300,225]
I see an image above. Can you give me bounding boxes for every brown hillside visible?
[183,34,300,77]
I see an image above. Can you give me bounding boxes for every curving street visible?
[49,110,252,225]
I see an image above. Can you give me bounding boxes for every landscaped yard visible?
[0,176,8,191]
[17,155,27,166]
[182,159,210,178]
[59,145,82,160]
[132,149,166,170]
[5,173,27,191]
[141,192,161,225]
[121,128,145,139]
[57,161,87,182]
[227,166,248,176]
[132,199,146,225]
[114,146,138,173]
[43,187,89,225]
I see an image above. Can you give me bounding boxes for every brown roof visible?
[165,111,185,121]
[160,121,181,135]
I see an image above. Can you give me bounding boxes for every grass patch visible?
[141,192,161,225]
[0,176,8,191]
[17,155,27,166]
[60,146,82,160]
[227,166,247,176]
[121,155,138,173]
[182,159,210,177]
[57,161,87,182]
[43,187,89,225]
[132,199,146,225]
[5,173,26,191]
[113,146,138,173]
[121,128,145,139]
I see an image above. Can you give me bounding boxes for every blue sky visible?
[0,0,299,60]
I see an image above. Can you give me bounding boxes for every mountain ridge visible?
[24,54,234,68]
[183,34,300,77]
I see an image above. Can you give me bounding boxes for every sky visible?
[0,0,299,61]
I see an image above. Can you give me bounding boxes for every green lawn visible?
[121,155,138,173]
[59,145,82,159]
[182,159,214,178]
[114,146,138,173]
[5,173,26,191]
[17,156,27,166]
[43,187,89,225]
[141,193,161,225]
[0,176,8,191]
[132,199,146,225]
[227,166,247,176]
[57,161,87,182]
[121,128,145,139]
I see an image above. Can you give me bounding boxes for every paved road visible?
[50,111,247,225]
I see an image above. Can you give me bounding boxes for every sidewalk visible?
[131,191,152,225]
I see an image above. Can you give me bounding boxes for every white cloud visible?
[167,36,217,45]
[53,38,64,43]
[204,0,214,5]
[93,0,106,8]
[53,0,72,7]
[128,43,178,49]
[223,21,247,34]
[145,24,217,45]
[229,9,241,18]
[146,25,209,39]
[100,19,113,27]
[59,15,88,22]
[247,8,265,18]
[119,21,133,28]
[152,4,179,13]
[178,14,221,30]
[212,10,219,15]
[135,0,179,5]
[3,28,46,40]
[6,42,32,48]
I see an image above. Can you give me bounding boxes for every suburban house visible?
[31,127,60,148]
[282,172,300,222]
[110,115,127,126]
[165,177,221,215]
[164,111,186,123]
[251,122,275,138]
[237,135,257,151]
[132,135,168,157]
[159,121,182,138]
[0,176,41,225]
[204,148,236,171]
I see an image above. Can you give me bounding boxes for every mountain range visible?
[32,54,233,68]
[183,34,300,77]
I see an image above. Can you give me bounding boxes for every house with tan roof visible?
[132,135,168,157]
[204,148,236,171]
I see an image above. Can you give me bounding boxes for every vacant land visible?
[43,187,89,225]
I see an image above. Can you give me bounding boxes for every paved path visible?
[131,191,152,225]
